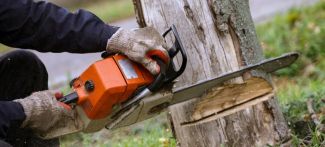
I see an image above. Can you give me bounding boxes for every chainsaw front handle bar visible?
[147,25,187,92]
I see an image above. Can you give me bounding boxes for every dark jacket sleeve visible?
[0,0,119,53]
[0,102,25,139]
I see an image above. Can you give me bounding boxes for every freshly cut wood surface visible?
[192,77,273,120]
[183,93,274,126]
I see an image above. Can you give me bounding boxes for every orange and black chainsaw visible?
[58,25,187,132]
[58,25,299,133]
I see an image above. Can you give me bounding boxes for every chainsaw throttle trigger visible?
[58,92,78,104]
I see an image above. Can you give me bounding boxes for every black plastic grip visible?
[163,25,187,83]
[58,92,79,104]
[147,25,187,92]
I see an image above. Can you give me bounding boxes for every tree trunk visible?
[132,0,291,146]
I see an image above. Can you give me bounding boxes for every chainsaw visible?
[58,25,299,133]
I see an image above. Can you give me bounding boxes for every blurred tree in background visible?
[47,0,134,23]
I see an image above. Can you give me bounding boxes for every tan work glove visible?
[106,27,170,75]
[14,90,83,139]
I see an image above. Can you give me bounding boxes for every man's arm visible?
[0,0,119,53]
[0,102,25,139]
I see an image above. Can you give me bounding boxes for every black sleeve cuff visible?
[0,101,26,139]
[100,25,120,51]
[0,102,26,124]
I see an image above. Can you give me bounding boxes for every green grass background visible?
[257,0,325,145]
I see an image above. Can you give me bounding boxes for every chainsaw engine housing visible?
[71,54,153,120]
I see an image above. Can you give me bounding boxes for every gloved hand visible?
[106,27,170,75]
[14,90,83,139]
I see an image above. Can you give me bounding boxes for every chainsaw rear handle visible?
[147,25,187,92]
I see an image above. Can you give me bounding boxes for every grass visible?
[60,113,176,147]
[51,0,134,23]
[0,44,10,54]
[257,0,325,145]
[257,0,325,77]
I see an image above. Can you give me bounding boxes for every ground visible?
[257,1,325,145]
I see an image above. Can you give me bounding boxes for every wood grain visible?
[192,77,273,120]
[183,93,274,126]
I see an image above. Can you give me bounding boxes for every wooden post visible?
[132,0,291,146]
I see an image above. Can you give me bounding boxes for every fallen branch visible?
[306,98,320,125]
[306,98,325,132]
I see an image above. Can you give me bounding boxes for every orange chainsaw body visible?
[71,54,154,120]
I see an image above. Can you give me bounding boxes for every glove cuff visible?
[13,91,84,139]
[106,28,135,53]
[13,91,57,128]
[13,98,33,127]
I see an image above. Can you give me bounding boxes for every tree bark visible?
[132,0,291,146]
